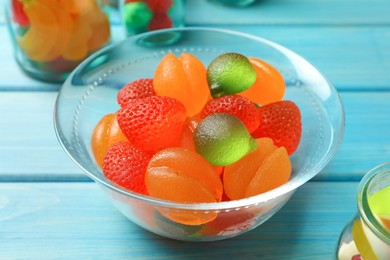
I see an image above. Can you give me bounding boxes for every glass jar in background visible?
[337,163,390,260]
[120,0,184,37]
[6,0,111,83]
[207,0,256,7]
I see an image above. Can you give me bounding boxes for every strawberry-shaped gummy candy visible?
[201,95,260,133]
[117,78,155,107]
[102,141,152,195]
[252,100,302,155]
[117,96,187,152]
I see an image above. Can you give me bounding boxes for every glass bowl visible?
[54,27,344,241]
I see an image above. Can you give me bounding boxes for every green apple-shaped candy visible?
[123,2,152,35]
[207,53,257,98]
[194,113,258,166]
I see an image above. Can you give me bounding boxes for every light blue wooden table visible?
[1,0,390,259]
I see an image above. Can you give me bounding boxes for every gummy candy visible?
[368,184,390,231]
[146,147,222,225]
[17,0,110,63]
[207,53,257,98]
[252,100,302,155]
[194,113,258,166]
[352,220,378,260]
[146,0,173,12]
[123,2,153,35]
[91,112,128,167]
[117,78,155,107]
[200,95,260,133]
[154,53,210,117]
[223,138,277,200]
[148,13,173,31]
[102,141,152,195]
[117,96,187,152]
[154,210,203,237]
[245,145,291,198]
[224,138,291,199]
[239,57,286,105]
[146,147,223,202]
[11,0,29,26]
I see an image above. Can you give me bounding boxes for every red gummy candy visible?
[102,141,152,195]
[201,95,261,133]
[117,78,155,107]
[148,13,172,31]
[146,0,173,13]
[117,96,187,152]
[12,0,29,26]
[252,101,302,155]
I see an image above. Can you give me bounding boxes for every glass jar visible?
[207,0,256,7]
[5,0,111,83]
[120,0,184,37]
[337,163,390,260]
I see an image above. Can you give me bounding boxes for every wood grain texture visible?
[186,0,390,25]
[0,182,358,259]
[0,91,388,181]
[2,25,390,91]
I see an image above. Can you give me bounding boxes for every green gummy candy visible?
[194,113,258,166]
[207,53,257,98]
[368,184,390,216]
[123,2,153,35]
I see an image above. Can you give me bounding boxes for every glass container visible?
[5,0,111,83]
[337,163,390,260]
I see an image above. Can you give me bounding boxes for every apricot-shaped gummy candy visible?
[207,53,257,98]
[146,147,222,225]
[239,57,286,105]
[153,53,210,117]
[223,138,291,200]
[194,113,258,166]
[91,112,128,167]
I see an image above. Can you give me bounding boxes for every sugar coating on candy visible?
[239,57,286,105]
[117,96,187,152]
[207,53,257,98]
[91,112,128,167]
[102,141,152,195]
[252,100,302,155]
[194,113,258,166]
[154,53,210,117]
[117,78,155,107]
[146,147,223,202]
[201,95,260,133]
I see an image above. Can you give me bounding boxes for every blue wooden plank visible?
[186,0,390,26]
[1,25,390,91]
[0,91,389,181]
[0,181,358,259]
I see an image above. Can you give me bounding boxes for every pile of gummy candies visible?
[11,0,110,66]
[91,52,302,221]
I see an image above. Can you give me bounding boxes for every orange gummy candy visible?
[146,147,223,225]
[223,138,291,200]
[91,112,128,167]
[239,57,286,105]
[153,53,210,117]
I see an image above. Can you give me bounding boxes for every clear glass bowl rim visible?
[54,27,345,211]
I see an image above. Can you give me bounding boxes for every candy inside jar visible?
[337,163,390,260]
[6,0,111,82]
